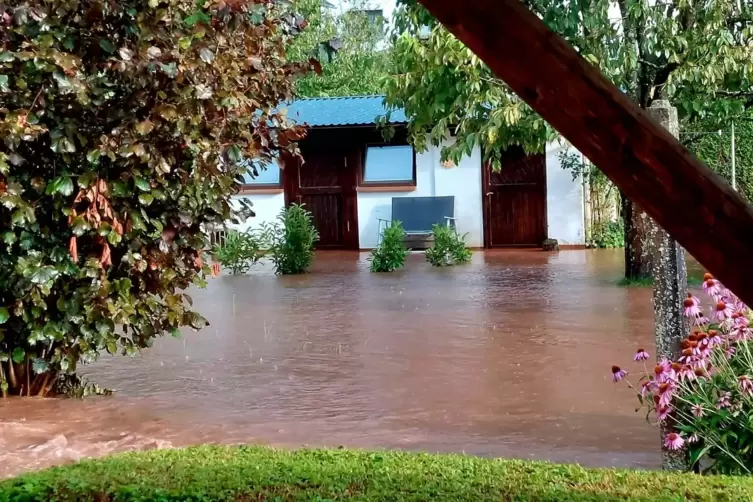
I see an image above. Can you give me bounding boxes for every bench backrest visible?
[392,196,455,233]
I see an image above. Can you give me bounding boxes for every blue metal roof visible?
[283,96,407,128]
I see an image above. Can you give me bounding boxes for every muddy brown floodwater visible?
[1,249,671,477]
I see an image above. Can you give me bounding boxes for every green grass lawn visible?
[1,446,752,501]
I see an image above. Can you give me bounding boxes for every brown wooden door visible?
[483,147,547,247]
[286,148,359,249]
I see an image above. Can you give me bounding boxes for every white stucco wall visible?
[357,139,484,249]
[231,192,285,233]
[545,142,585,245]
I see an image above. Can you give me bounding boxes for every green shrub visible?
[0,1,312,396]
[2,445,753,501]
[262,204,319,275]
[213,230,267,275]
[425,224,472,267]
[590,220,625,248]
[370,221,408,272]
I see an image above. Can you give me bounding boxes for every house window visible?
[240,159,282,191]
[362,145,415,186]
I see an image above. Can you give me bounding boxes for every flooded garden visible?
[1,249,664,477]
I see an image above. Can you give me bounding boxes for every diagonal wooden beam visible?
[416,0,753,306]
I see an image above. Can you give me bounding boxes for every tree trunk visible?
[623,197,655,279]
[648,100,690,472]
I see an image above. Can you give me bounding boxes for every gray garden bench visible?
[377,196,456,247]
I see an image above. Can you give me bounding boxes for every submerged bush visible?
[370,221,408,273]
[613,273,753,474]
[2,445,753,501]
[263,203,319,275]
[425,224,472,267]
[213,230,267,275]
[0,1,313,396]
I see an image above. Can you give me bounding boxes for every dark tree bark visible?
[623,194,649,279]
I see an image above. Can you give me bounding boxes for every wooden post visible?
[648,100,689,471]
[415,0,753,307]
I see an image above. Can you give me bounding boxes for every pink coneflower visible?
[703,275,722,297]
[691,403,705,417]
[611,365,627,383]
[731,327,750,343]
[683,294,702,318]
[697,345,712,360]
[717,391,732,409]
[656,405,672,421]
[657,381,676,408]
[664,432,685,450]
[713,300,734,321]
[679,348,696,365]
[706,329,722,348]
[654,358,675,382]
[738,376,753,396]
[692,314,710,327]
[696,332,709,347]
[678,365,696,382]
[734,312,750,328]
[634,348,650,362]
[641,379,657,396]
[726,345,737,359]
[689,433,700,444]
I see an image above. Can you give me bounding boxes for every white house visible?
[234,96,585,249]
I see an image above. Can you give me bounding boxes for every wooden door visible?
[286,148,359,249]
[483,147,547,247]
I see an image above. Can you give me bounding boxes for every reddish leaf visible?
[309,57,322,75]
[68,236,78,263]
[99,242,112,268]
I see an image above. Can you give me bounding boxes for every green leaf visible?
[160,63,179,78]
[185,11,211,27]
[71,216,90,236]
[46,176,75,197]
[106,340,117,354]
[30,267,59,285]
[2,232,16,245]
[170,328,183,338]
[227,145,242,163]
[52,71,74,92]
[32,358,49,374]
[157,105,178,121]
[12,348,25,364]
[130,211,146,231]
[11,207,35,225]
[86,149,102,165]
[0,75,9,92]
[0,51,15,63]
[99,39,116,54]
[138,193,154,205]
[0,307,9,325]
[78,171,96,188]
[135,177,151,192]
[135,120,154,135]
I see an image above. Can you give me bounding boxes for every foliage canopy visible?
[290,0,391,97]
[386,0,753,170]
[0,0,312,396]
